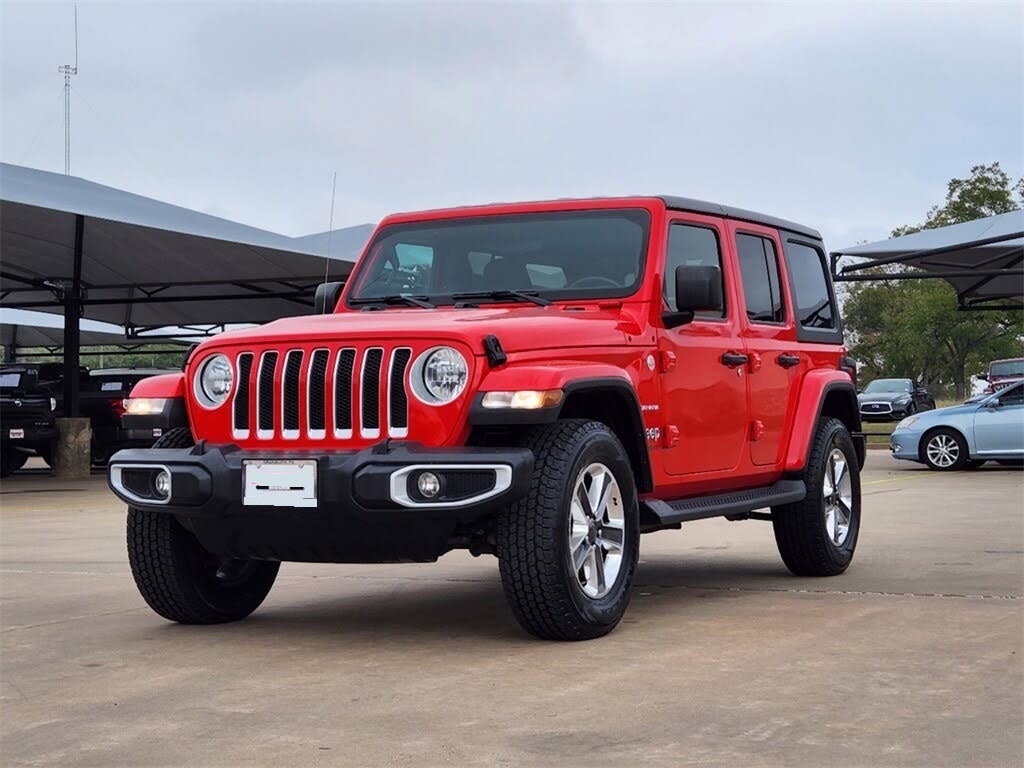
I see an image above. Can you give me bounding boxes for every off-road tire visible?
[126,427,279,624]
[496,419,640,641]
[920,427,970,471]
[772,417,860,577]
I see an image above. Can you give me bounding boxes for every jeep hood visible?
[203,306,641,354]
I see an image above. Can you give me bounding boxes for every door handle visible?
[777,353,801,368]
[721,352,749,367]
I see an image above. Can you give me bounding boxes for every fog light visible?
[417,471,440,498]
[154,470,171,498]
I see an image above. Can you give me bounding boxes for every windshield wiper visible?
[349,294,435,309]
[451,290,551,307]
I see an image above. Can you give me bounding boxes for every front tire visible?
[921,428,970,471]
[126,427,279,624]
[772,417,861,576]
[496,420,640,641]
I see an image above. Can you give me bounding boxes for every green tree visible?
[844,163,1024,399]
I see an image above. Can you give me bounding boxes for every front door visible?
[659,214,748,475]
[974,384,1024,455]
[729,222,800,466]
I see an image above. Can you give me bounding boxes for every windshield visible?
[990,360,1024,377]
[347,209,650,306]
[864,379,912,393]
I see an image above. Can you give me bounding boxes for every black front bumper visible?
[108,442,533,563]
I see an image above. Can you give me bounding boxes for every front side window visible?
[736,233,785,324]
[664,223,726,319]
[786,241,836,329]
[348,209,650,305]
[997,383,1024,406]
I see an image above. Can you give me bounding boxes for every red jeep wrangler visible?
[109,197,864,640]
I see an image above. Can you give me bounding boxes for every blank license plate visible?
[243,460,317,508]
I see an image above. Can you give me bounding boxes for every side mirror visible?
[977,372,989,381]
[314,281,344,314]
[664,265,723,329]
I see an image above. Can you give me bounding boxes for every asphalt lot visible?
[1,453,1021,767]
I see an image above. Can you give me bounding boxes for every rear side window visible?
[664,224,726,319]
[736,233,785,324]
[786,242,836,329]
[0,373,21,388]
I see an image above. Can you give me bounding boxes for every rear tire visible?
[0,449,28,478]
[496,419,640,640]
[126,427,279,624]
[772,417,860,577]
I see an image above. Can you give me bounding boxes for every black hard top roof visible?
[659,196,821,240]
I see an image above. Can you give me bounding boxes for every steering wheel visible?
[568,275,620,289]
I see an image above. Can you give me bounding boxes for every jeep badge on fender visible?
[108,196,864,640]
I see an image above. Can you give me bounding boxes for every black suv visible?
[858,378,936,422]
[0,365,58,476]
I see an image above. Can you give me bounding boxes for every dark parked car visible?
[0,365,58,476]
[858,378,936,422]
[83,368,178,465]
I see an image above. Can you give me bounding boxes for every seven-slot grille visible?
[232,347,413,441]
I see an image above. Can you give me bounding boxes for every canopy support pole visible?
[62,214,84,417]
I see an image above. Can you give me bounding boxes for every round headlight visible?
[195,354,234,408]
[412,346,468,405]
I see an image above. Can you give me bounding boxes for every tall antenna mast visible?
[58,5,79,174]
[321,171,338,312]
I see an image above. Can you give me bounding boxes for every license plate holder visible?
[243,460,317,508]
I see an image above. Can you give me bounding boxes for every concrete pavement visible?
[1,455,1021,767]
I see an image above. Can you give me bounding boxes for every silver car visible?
[890,381,1024,470]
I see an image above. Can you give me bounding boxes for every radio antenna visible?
[321,171,338,312]
[57,4,79,174]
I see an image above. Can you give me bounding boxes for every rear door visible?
[729,222,801,467]
[659,213,749,475]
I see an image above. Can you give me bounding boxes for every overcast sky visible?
[1,0,1021,252]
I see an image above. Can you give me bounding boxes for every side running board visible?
[639,480,806,531]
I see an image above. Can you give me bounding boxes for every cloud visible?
[1,0,1020,251]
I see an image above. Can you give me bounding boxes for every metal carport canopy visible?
[0,163,363,415]
[831,212,1024,310]
[1,322,186,359]
[0,163,359,329]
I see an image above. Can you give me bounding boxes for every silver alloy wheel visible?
[926,433,960,468]
[568,462,625,599]
[822,448,853,546]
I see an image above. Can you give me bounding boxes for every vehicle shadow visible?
[212,575,530,644]
[146,557,806,646]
